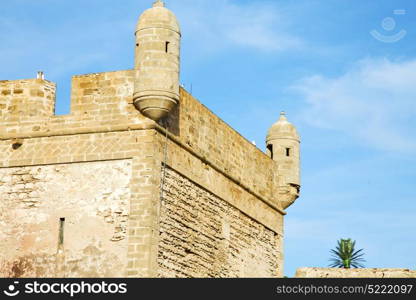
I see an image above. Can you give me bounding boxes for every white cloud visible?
[174,0,303,53]
[0,0,303,81]
[292,58,416,153]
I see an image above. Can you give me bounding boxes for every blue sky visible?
[1,0,415,276]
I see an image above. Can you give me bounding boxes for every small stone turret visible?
[133,0,181,121]
[266,112,300,208]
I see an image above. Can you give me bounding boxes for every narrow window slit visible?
[286,148,291,157]
[267,144,273,160]
[58,218,65,246]
[165,41,170,53]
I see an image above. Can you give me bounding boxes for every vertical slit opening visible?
[267,144,273,160]
[165,41,170,53]
[286,148,291,157]
[59,218,65,245]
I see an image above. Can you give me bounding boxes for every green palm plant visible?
[329,238,365,268]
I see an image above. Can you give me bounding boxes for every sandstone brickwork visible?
[0,79,56,121]
[133,1,181,120]
[158,167,281,277]
[0,160,131,277]
[0,2,298,278]
[70,70,136,117]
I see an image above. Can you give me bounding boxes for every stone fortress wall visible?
[0,1,300,277]
[1,0,412,278]
[0,73,290,278]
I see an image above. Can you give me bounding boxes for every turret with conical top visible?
[133,0,181,121]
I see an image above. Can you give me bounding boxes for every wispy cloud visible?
[0,0,304,80]
[291,58,416,153]
[174,0,303,54]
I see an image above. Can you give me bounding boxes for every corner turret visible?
[133,0,181,121]
[266,112,300,208]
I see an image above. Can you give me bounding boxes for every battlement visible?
[0,70,139,122]
[0,78,56,121]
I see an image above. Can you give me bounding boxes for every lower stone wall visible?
[296,268,416,278]
[0,159,131,277]
[157,167,281,278]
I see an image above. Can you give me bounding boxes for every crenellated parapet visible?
[1,70,299,212]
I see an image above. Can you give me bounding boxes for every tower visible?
[133,0,181,121]
[266,112,300,208]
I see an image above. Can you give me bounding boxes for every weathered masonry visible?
[0,1,300,278]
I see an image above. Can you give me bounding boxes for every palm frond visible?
[328,238,365,268]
